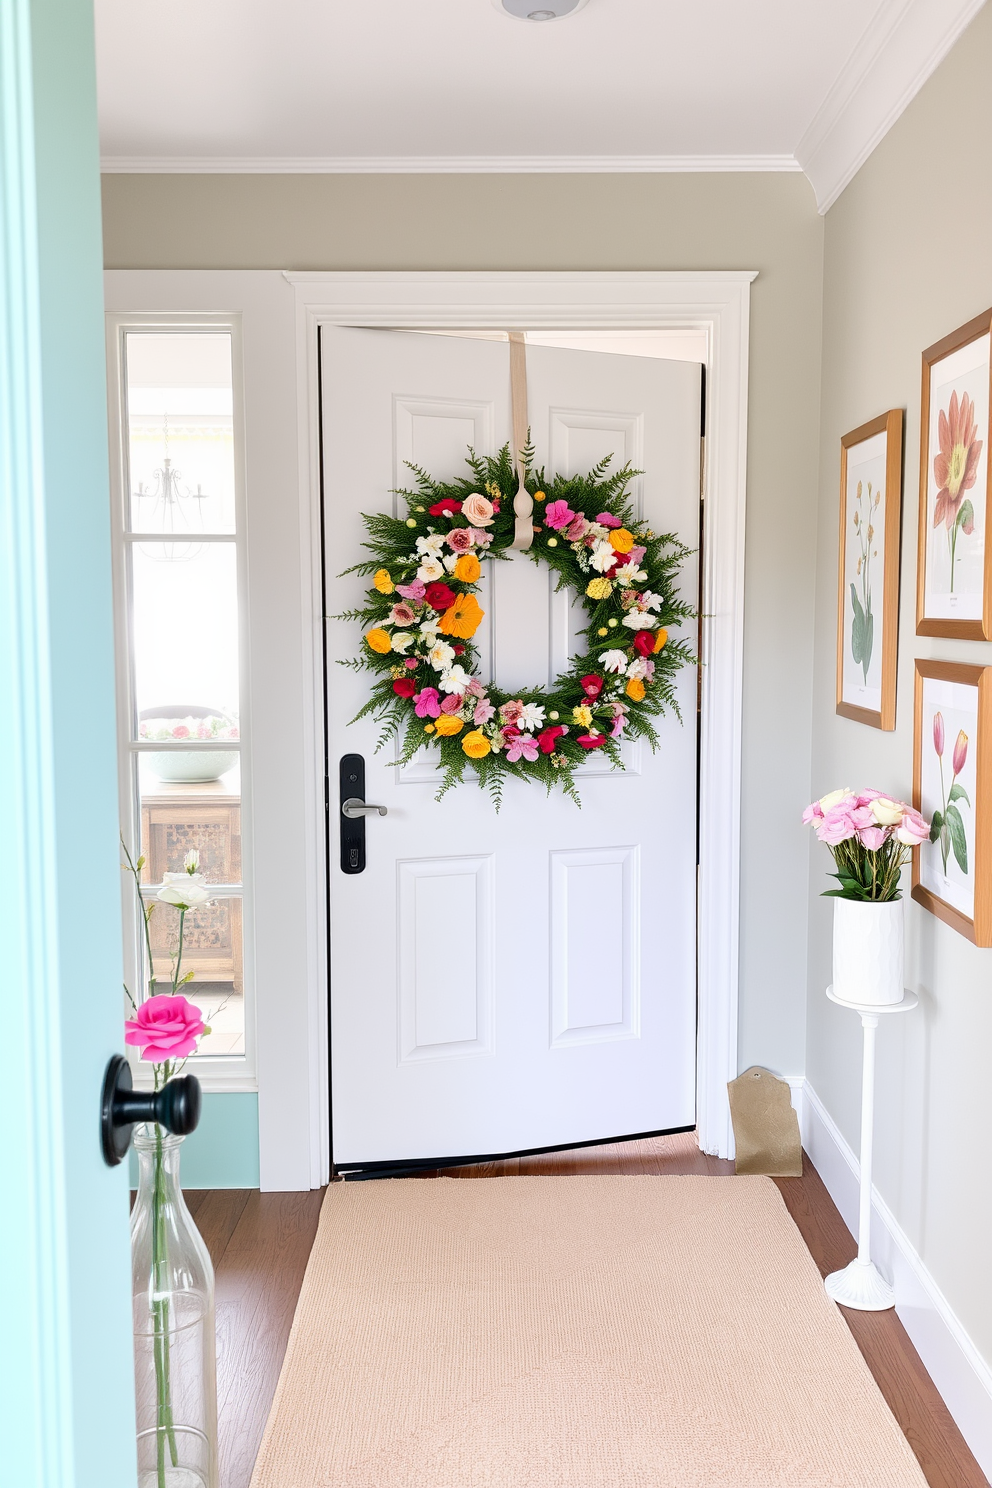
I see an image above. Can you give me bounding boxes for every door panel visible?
[323,327,700,1167]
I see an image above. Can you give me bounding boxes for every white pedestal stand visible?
[823,985,918,1311]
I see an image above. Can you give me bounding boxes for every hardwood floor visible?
[188,1133,987,1488]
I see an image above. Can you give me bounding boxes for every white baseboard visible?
[789,1077,992,1479]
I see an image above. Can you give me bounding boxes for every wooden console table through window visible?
[141,779,242,991]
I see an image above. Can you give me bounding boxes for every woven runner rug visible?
[249,1175,926,1487]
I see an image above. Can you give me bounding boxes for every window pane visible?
[142,916,245,1060]
[131,541,239,731]
[138,763,241,884]
[125,332,236,536]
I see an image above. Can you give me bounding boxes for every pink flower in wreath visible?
[466,678,485,698]
[628,545,646,566]
[596,512,622,528]
[473,699,495,725]
[565,515,589,542]
[500,699,525,725]
[545,499,576,531]
[389,603,416,626]
[470,528,494,548]
[414,686,441,719]
[505,734,539,763]
[124,994,205,1062]
[396,579,426,601]
[609,704,627,739]
[462,493,495,527]
[446,527,474,552]
[440,693,464,714]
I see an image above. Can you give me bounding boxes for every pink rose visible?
[596,512,622,528]
[545,499,576,531]
[857,826,888,851]
[816,804,858,845]
[897,808,930,846]
[390,603,416,626]
[473,699,495,725]
[565,515,589,542]
[470,528,494,548]
[124,994,205,1062]
[500,699,525,724]
[440,693,463,714]
[396,579,426,601]
[461,493,495,527]
[414,687,441,719]
[446,527,474,552]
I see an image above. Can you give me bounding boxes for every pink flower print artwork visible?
[413,686,441,719]
[545,500,576,531]
[124,994,205,1062]
[505,734,539,763]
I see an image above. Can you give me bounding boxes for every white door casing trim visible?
[289,271,754,1178]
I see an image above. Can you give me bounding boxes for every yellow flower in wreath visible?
[462,729,491,759]
[439,593,485,639]
[572,704,593,727]
[365,628,392,654]
[373,568,394,594]
[453,553,481,583]
[586,577,613,601]
[626,677,646,702]
[434,715,464,736]
[609,528,635,553]
[653,627,669,653]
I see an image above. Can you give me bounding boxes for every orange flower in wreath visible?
[439,593,485,639]
[453,553,481,583]
[933,389,983,531]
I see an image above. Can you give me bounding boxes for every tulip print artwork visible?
[929,711,971,875]
[838,417,899,725]
[849,476,880,684]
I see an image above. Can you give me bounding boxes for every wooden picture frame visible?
[836,409,903,729]
[912,659,992,945]
[917,308,992,639]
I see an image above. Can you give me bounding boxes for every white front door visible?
[322,327,700,1169]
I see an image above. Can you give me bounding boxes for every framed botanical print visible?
[917,308,992,638]
[836,409,903,729]
[913,659,992,945]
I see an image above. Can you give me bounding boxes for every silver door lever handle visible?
[341,798,388,819]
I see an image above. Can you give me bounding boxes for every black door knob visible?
[100,1053,202,1167]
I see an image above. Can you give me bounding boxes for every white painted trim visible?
[797,0,986,214]
[288,270,754,1171]
[99,153,803,176]
[796,1078,992,1478]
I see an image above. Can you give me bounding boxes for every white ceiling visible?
[95,0,985,212]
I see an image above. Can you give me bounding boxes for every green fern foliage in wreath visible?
[339,444,695,805]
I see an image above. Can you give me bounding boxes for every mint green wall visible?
[130,1094,260,1189]
[1,0,137,1484]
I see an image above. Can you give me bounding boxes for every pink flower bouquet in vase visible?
[803,789,930,1006]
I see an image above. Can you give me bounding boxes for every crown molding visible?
[796,0,987,214]
[98,152,802,176]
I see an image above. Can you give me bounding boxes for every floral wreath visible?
[342,446,694,804]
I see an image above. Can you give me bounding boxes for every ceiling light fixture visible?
[494,0,589,21]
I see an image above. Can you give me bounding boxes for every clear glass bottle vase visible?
[131,1124,218,1488]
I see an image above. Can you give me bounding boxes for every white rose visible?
[518,703,546,732]
[870,796,904,826]
[622,612,657,631]
[590,540,618,574]
[391,631,414,654]
[819,787,852,812]
[439,664,471,694]
[429,641,455,672]
[599,649,629,674]
[416,533,445,557]
[416,558,445,583]
[158,871,211,910]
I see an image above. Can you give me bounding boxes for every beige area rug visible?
[249,1176,927,1488]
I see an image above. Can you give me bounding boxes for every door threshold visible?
[335,1125,696,1180]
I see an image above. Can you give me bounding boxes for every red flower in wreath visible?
[577,733,607,750]
[580,674,604,699]
[537,725,566,753]
[424,581,457,611]
[429,498,462,517]
[632,631,655,657]
[393,678,417,698]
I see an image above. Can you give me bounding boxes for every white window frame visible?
[106,311,257,1091]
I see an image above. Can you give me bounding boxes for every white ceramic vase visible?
[832,897,904,1006]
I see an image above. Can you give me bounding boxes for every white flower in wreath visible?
[615,562,647,585]
[622,611,657,631]
[391,631,415,654]
[517,702,546,732]
[589,539,618,574]
[443,552,459,574]
[639,590,664,612]
[439,664,471,694]
[599,649,629,674]
[416,557,445,583]
[428,641,456,671]
[585,523,609,542]
[416,533,446,557]
[626,656,649,681]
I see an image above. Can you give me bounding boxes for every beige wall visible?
[102,171,824,1082]
[811,5,992,1363]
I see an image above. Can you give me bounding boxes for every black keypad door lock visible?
[100,1053,202,1166]
[340,753,387,874]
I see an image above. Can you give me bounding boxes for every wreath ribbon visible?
[508,331,534,552]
